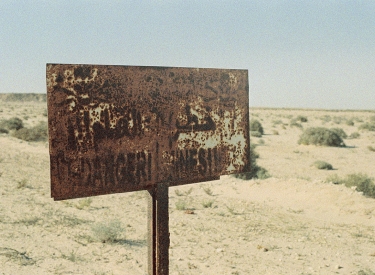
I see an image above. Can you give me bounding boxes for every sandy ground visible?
[1,102,375,274]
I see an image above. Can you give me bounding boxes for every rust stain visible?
[47,64,250,200]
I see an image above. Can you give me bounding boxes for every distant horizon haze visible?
[1,92,374,112]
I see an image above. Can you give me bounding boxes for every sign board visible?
[47,64,250,200]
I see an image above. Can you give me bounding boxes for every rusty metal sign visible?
[47,64,250,200]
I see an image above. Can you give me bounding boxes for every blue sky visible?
[0,1,374,110]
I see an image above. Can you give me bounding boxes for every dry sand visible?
[1,101,375,274]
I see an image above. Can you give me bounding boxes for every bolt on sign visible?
[47,64,250,200]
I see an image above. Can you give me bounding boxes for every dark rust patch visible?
[47,64,250,200]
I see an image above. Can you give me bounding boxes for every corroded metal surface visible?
[47,64,250,200]
[147,183,169,275]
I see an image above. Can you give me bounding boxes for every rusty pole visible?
[147,182,169,275]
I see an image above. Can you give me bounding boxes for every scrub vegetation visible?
[298,127,345,147]
[327,173,375,198]
[232,143,270,180]
[312,160,333,170]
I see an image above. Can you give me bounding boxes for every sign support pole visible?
[147,182,170,275]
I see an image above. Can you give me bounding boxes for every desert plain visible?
[0,95,375,275]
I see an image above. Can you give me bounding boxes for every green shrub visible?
[272,120,283,125]
[345,173,375,198]
[290,119,303,129]
[174,187,192,196]
[250,144,259,158]
[368,146,375,152]
[333,116,343,124]
[232,143,270,180]
[346,119,354,126]
[358,122,375,131]
[296,115,308,122]
[17,179,29,189]
[91,220,123,243]
[250,131,262,137]
[326,174,342,185]
[326,173,375,198]
[256,167,271,179]
[202,186,213,196]
[174,189,184,196]
[330,128,347,139]
[312,160,333,170]
[201,199,214,208]
[250,119,264,135]
[12,121,48,142]
[75,198,93,210]
[298,127,345,147]
[60,250,83,262]
[0,117,24,130]
[175,199,187,210]
[0,128,9,134]
[320,115,331,123]
[358,269,375,275]
[349,132,360,139]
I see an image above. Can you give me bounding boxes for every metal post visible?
[148,182,169,275]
